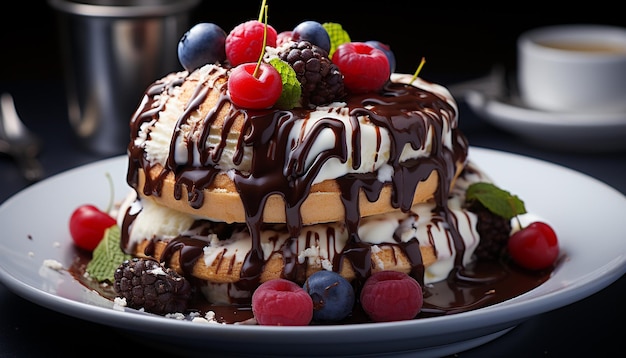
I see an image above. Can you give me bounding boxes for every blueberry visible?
[365,40,396,74]
[178,23,227,72]
[303,270,355,322]
[292,21,331,54]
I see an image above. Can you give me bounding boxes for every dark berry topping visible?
[277,40,345,107]
[113,258,192,315]
[468,201,513,261]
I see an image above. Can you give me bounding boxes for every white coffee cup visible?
[517,24,626,114]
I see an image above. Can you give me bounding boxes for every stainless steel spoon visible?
[0,93,44,182]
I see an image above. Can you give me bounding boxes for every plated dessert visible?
[68,4,559,325]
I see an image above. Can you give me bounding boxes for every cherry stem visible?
[253,2,269,79]
[257,0,267,22]
[104,172,114,214]
[410,57,426,83]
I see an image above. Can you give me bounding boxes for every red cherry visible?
[252,278,313,326]
[225,20,277,67]
[228,62,282,109]
[332,42,390,93]
[360,271,423,322]
[69,204,116,252]
[508,221,559,270]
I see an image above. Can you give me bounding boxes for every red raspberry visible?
[225,20,277,67]
[252,279,313,326]
[332,42,390,93]
[360,271,423,322]
[277,31,294,47]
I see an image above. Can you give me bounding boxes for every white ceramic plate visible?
[464,90,626,152]
[1,148,625,357]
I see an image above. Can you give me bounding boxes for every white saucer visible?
[463,90,626,152]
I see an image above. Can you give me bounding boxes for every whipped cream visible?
[120,160,490,289]
[134,65,458,186]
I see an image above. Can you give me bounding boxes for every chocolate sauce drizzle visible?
[126,68,469,291]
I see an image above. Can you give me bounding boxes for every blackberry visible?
[468,201,512,261]
[277,40,345,107]
[113,258,192,315]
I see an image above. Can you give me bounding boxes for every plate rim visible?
[1,147,625,354]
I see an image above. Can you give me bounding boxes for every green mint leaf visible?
[85,225,130,283]
[322,22,351,59]
[466,182,527,220]
[270,58,302,109]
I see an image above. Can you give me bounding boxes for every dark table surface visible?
[1,78,625,357]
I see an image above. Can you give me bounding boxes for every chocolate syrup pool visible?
[69,249,553,324]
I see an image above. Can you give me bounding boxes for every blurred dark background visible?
[2,2,623,86]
